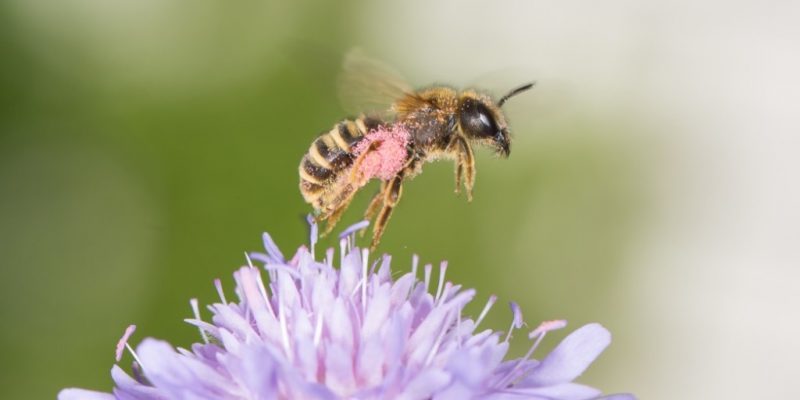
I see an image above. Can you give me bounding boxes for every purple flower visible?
[59,221,634,400]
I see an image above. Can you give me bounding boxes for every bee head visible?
[458,83,533,158]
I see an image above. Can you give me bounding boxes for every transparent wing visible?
[337,48,414,118]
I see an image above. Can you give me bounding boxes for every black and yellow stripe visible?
[299,117,383,206]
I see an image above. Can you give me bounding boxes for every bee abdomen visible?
[299,117,381,206]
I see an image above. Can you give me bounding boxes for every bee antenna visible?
[498,82,535,107]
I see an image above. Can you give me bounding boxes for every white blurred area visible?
[359,1,800,399]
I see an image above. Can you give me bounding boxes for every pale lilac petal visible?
[400,369,451,400]
[523,323,612,386]
[58,389,115,400]
[110,365,168,399]
[506,382,602,399]
[594,394,638,400]
[226,343,278,398]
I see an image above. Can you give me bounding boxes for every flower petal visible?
[593,394,638,400]
[507,382,602,399]
[57,389,115,400]
[523,323,611,386]
[400,369,451,400]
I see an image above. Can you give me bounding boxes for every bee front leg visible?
[371,172,404,251]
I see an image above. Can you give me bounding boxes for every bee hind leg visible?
[370,173,404,250]
[320,184,357,237]
[454,137,475,202]
[360,182,388,237]
[454,161,463,195]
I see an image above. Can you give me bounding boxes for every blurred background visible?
[1,0,798,398]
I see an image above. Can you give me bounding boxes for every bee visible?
[299,50,533,249]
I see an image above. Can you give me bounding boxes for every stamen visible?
[423,264,433,293]
[456,310,462,348]
[278,298,292,362]
[190,299,209,344]
[424,311,451,366]
[435,261,448,302]
[475,295,498,330]
[339,238,347,267]
[214,279,227,304]
[115,325,137,362]
[249,254,275,317]
[261,232,284,263]
[325,247,335,266]
[438,282,452,306]
[125,343,145,373]
[504,302,524,343]
[116,325,146,374]
[411,254,419,278]
[306,215,318,257]
[313,311,324,347]
[361,248,370,314]
[497,319,567,389]
[339,220,370,241]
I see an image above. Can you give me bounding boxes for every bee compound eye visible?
[460,99,497,138]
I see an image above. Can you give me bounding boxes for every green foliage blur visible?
[0,1,639,398]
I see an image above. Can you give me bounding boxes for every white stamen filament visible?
[313,311,324,348]
[249,254,276,317]
[475,295,498,330]
[362,248,369,315]
[125,343,145,374]
[190,298,209,344]
[214,279,227,304]
[339,239,347,267]
[424,311,452,366]
[424,264,433,293]
[456,311,462,348]
[326,248,334,266]
[504,321,516,343]
[435,261,448,302]
[278,298,292,362]
[496,329,550,389]
[411,254,419,278]
[438,282,452,306]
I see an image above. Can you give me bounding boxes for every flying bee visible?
[299,49,533,249]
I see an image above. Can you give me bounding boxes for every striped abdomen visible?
[299,117,382,210]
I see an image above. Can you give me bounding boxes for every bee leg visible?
[360,182,387,237]
[455,137,475,202]
[454,161,463,195]
[320,184,356,236]
[371,173,404,250]
[322,142,384,237]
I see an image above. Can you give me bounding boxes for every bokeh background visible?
[1,1,798,399]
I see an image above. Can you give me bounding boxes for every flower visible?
[59,221,634,400]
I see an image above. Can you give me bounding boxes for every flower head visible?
[60,221,634,400]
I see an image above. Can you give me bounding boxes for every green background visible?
[0,2,643,398]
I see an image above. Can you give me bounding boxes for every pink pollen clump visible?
[352,124,410,182]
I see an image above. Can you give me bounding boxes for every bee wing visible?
[337,48,414,118]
